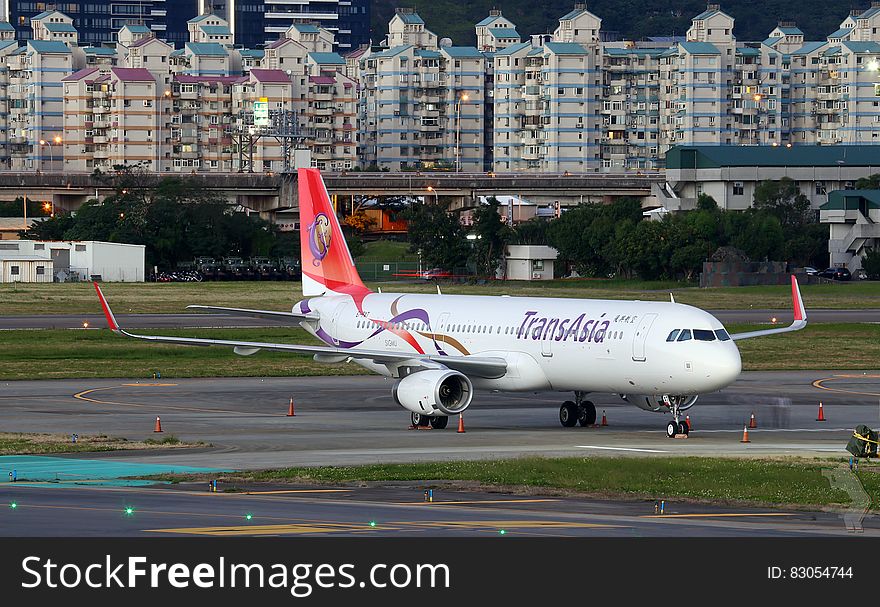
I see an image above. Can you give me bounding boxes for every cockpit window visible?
[693,329,716,341]
[715,329,731,341]
[666,329,680,342]
[677,329,692,342]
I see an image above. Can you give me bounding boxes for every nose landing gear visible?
[663,395,689,438]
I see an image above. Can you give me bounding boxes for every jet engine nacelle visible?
[392,370,473,416]
[620,394,699,413]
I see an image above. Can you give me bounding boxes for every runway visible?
[1,308,878,330]
[1,371,878,536]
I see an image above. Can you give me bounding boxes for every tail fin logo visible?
[308,213,332,266]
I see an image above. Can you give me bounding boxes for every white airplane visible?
[94,168,808,438]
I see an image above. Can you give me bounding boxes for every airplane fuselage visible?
[294,292,742,397]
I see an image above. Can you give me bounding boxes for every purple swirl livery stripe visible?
[312,305,461,355]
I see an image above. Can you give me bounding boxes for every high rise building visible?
[198,0,369,51]
[5,1,367,51]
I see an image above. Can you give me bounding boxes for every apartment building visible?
[492,6,603,172]
[61,67,158,172]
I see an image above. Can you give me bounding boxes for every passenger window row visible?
[666,328,731,342]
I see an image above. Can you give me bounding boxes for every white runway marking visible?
[575,445,669,453]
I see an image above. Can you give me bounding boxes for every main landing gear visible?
[559,392,596,428]
[411,412,448,430]
[663,395,689,438]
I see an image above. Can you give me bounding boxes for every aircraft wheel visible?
[430,415,448,430]
[411,412,430,427]
[666,420,678,438]
[578,401,597,426]
[678,420,689,436]
[559,401,578,427]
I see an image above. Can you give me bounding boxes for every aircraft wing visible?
[730,275,807,341]
[95,284,507,379]
[186,305,319,322]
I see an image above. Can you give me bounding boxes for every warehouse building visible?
[0,240,145,282]
[663,145,880,210]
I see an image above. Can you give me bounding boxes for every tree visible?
[343,208,376,233]
[403,202,469,271]
[862,249,880,280]
[731,211,785,261]
[753,177,815,231]
[510,217,549,245]
[469,197,511,278]
[21,177,284,270]
[856,174,880,190]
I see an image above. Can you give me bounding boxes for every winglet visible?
[791,275,806,322]
[730,274,807,341]
[93,282,120,332]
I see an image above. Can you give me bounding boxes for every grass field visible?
[1,279,878,316]
[357,240,418,262]
[0,432,202,455]
[0,327,371,380]
[0,322,876,380]
[183,456,880,510]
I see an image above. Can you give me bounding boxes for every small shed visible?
[505,245,558,281]
[1,257,53,283]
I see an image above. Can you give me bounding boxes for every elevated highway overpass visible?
[0,171,669,218]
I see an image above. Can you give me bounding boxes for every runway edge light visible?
[9,502,17,510]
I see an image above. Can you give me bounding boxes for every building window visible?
[75,245,86,252]
[815,182,826,195]
[36,266,45,275]
[733,182,744,196]
[10,265,19,275]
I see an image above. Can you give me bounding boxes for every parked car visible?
[421,267,452,280]
[819,267,851,281]
[802,266,819,276]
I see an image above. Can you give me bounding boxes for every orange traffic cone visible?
[287,397,296,417]
[816,402,826,422]
[685,415,691,431]
[749,412,757,429]
[740,425,750,443]
[601,410,608,426]
[154,416,163,433]
[456,414,466,433]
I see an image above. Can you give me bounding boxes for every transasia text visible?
[517,310,615,343]
[21,556,451,597]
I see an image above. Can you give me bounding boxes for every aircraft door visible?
[631,313,658,362]
[437,312,451,340]
[541,330,553,357]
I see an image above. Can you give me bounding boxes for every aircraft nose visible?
[706,343,741,388]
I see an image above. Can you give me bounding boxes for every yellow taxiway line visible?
[812,375,880,398]
[73,384,287,416]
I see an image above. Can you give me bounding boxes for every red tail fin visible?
[298,168,368,297]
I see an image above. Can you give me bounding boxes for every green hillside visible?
[371,0,847,47]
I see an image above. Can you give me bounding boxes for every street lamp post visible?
[426,185,439,204]
[39,135,61,171]
[455,92,469,172]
